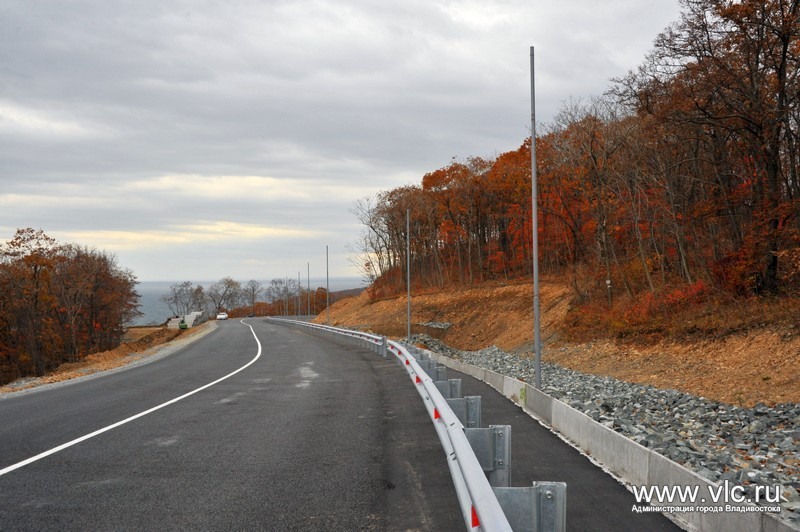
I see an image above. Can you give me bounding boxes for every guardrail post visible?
[465,396,481,428]
[404,344,417,359]
[493,482,567,532]
[434,379,461,399]
[449,378,461,399]
[405,345,431,363]
[380,336,387,358]
[446,395,481,428]
[465,425,511,487]
[490,424,510,487]
[434,365,447,382]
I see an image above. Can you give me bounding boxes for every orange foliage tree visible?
[352,0,800,304]
[0,229,140,384]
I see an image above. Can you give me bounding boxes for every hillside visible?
[0,325,210,394]
[319,280,799,407]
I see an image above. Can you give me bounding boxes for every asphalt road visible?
[0,320,462,531]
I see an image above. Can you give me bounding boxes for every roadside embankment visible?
[319,279,799,406]
[0,322,217,395]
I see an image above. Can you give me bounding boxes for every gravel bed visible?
[410,333,800,525]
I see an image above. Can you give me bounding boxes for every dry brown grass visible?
[0,324,212,394]
[318,279,799,407]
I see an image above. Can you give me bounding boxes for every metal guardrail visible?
[267,317,565,532]
[386,340,513,531]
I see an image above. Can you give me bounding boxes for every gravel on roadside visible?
[410,333,800,526]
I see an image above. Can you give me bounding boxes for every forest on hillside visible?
[0,229,140,385]
[353,0,800,312]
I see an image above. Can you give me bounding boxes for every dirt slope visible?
[0,325,208,394]
[320,280,799,407]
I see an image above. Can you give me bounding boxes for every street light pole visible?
[531,46,542,390]
[326,245,330,325]
[407,207,411,343]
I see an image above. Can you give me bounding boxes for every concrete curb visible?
[426,351,797,532]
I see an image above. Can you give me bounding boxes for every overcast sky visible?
[1,0,681,283]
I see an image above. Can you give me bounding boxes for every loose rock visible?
[410,333,800,526]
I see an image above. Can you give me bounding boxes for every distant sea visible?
[131,277,365,326]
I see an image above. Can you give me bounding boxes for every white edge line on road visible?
[0,320,262,477]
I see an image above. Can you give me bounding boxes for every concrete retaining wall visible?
[426,351,796,532]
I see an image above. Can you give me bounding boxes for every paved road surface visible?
[1,318,687,531]
[0,320,461,531]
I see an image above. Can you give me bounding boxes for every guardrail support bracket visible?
[446,395,481,428]
[493,482,567,532]
[465,424,511,487]
[435,378,462,399]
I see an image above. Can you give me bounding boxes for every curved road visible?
[0,319,461,530]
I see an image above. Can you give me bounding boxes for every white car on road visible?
[216,312,228,320]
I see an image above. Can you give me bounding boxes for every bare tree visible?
[160,281,194,317]
[242,280,263,315]
[207,277,241,314]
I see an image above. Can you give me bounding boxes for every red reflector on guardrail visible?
[434,408,440,420]
[471,506,480,527]
[415,375,421,384]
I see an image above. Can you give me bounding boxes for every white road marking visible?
[216,392,246,404]
[295,363,319,389]
[146,436,179,447]
[0,320,262,477]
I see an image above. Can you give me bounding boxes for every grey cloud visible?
[0,0,682,280]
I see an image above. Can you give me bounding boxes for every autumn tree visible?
[617,0,800,293]
[53,244,139,356]
[0,229,62,376]
[352,0,800,304]
[0,229,140,383]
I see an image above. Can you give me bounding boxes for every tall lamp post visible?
[326,245,330,325]
[406,208,412,343]
[531,46,542,390]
